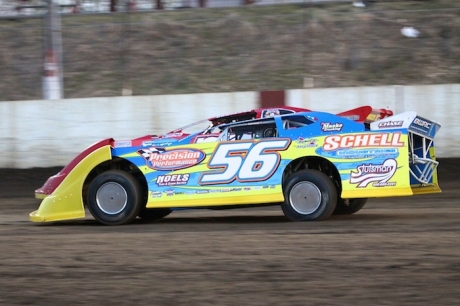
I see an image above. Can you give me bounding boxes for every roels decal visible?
[156,174,190,186]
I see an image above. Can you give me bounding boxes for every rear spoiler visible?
[370,111,441,187]
[337,106,393,124]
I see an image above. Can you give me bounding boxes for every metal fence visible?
[0,1,459,101]
[1,0,352,16]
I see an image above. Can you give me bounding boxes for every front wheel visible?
[87,170,144,225]
[281,170,337,221]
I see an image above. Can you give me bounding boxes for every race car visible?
[30,106,441,225]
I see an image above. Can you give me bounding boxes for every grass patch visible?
[0,0,459,100]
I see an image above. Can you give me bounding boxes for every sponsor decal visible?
[350,159,397,187]
[142,141,154,146]
[413,118,432,129]
[142,141,173,147]
[336,148,399,159]
[196,190,209,194]
[341,115,360,121]
[409,116,437,138]
[165,189,175,196]
[156,174,190,186]
[138,147,205,171]
[323,133,404,151]
[150,191,162,198]
[114,140,132,148]
[296,137,318,148]
[321,122,343,132]
[244,187,251,191]
[378,121,404,128]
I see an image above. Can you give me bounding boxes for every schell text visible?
[323,133,404,151]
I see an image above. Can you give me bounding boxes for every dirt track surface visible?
[1,159,459,305]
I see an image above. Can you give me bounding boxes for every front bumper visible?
[29,145,112,223]
[30,193,85,222]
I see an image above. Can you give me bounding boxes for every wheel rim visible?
[289,181,322,215]
[96,182,128,215]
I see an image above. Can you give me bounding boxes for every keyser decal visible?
[138,148,205,170]
[323,133,404,151]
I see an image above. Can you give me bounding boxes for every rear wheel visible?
[281,170,337,221]
[334,198,368,215]
[87,170,144,225]
[138,208,171,222]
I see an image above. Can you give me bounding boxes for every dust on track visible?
[0,159,459,305]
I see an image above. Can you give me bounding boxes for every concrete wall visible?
[0,84,458,168]
[286,84,460,159]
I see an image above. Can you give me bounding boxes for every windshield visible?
[166,119,212,136]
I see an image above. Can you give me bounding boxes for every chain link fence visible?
[0,1,459,101]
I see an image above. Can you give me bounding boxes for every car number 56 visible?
[199,139,290,185]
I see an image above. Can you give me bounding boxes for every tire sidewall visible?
[334,198,368,215]
[138,208,172,222]
[282,170,337,221]
[87,170,143,225]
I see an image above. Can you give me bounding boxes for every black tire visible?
[87,170,144,225]
[281,169,337,221]
[333,198,368,215]
[138,208,171,222]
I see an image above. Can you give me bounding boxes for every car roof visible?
[217,111,313,129]
[208,106,311,124]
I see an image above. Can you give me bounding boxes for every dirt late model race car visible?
[31,106,441,225]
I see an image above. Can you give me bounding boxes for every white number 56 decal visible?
[198,139,291,185]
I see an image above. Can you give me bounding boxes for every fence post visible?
[43,0,63,100]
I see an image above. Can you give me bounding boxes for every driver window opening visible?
[281,115,315,130]
[225,123,278,141]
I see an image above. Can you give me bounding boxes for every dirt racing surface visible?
[0,159,459,305]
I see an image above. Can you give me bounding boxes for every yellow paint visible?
[146,192,284,208]
[31,131,442,223]
[410,147,441,195]
[410,184,441,195]
[342,188,413,198]
[29,146,112,223]
[34,193,47,200]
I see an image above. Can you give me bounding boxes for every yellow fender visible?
[30,145,112,222]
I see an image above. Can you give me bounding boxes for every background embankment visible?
[1,0,459,101]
